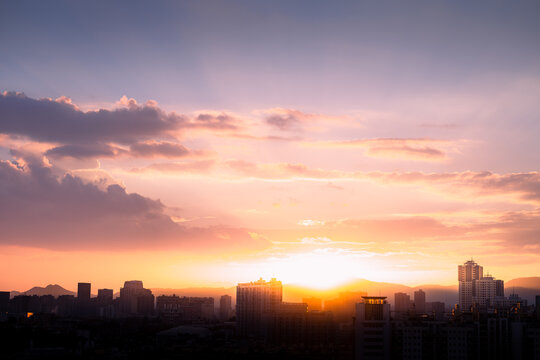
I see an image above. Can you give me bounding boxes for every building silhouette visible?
[473,274,504,307]
[414,289,426,314]
[394,292,411,314]
[156,295,214,322]
[0,291,9,314]
[355,296,391,360]
[458,259,483,311]
[219,294,232,321]
[119,280,154,316]
[77,282,91,316]
[77,282,91,301]
[236,277,282,337]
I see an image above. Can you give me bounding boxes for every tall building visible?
[77,282,92,317]
[0,291,10,314]
[236,277,282,337]
[473,275,504,307]
[97,289,113,303]
[77,283,91,301]
[355,296,391,360]
[458,259,483,311]
[414,289,426,314]
[119,280,154,316]
[219,295,232,321]
[394,292,410,313]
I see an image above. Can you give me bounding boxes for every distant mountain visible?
[283,279,458,306]
[10,284,75,298]
[506,277,540,289]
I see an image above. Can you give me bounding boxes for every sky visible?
[1,0,540,292]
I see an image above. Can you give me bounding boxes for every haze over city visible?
[1,0,540,294]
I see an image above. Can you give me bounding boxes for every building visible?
[458,259,483,311]
[0,291,9,314]
[77,283,91,301]
[394,292,411,314]
[156,295,214,322]
[119,280,154,316]
[474,274,504,307]
[236,277,282,337]
[414,289,426,314]
[355,296,391,360]
[77,282,91,316]
[219,295,232,321]
[96,288,114,318]
[262,302,307,344]
[97,289,113,303]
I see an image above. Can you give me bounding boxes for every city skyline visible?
[1,0,540,291]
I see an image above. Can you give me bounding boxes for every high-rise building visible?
[97,288,113,303]
[77,282,92,317]
[0,291,10,314]
[119,280,154,316]
[458,259,483,311]
[355,296,391,360]
[77,283,91,301]
[473,275,504,307]
[394,292,411,313]
[236,278,282,337]
[219,295,232,321]
[414,289,426,314]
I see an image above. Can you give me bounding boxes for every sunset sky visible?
[1,0,540,292]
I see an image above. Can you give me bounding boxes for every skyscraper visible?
[219,294,232,321]
[119,280,154,316]
[394,292,411,313]
[458,260,483,311]
[473,274,504,307]
[77,282,91,301]
[236,278,282,337]
[77,282,92,317]
[355,296,391,360]
[414,289,426,314]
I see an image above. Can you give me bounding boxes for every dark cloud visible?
[0,93,241,160]
[45,143,126,159]
[130,141,193,158]
[264,109,313,131]
[0,92,184,144]
[0,156,266,251]
[193,113,239,130]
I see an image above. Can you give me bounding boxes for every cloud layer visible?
[0,155,265,251]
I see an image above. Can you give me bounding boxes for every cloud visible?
[0,92,184,144]
[45,143,127,159]
[317,138,450,161]
[130,160,216,173]
[220,160,540,204]
[193,113,239,130]
[264,108,316,131]
[0,92,238,161]
[129,141,201,158]
[0,155,265,251]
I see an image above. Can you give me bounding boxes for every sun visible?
[228,251,365,290]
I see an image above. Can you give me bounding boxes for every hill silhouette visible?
[10,284,75,298]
